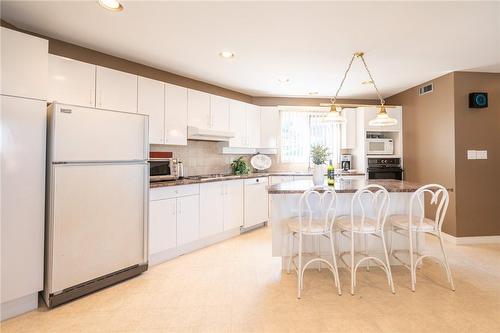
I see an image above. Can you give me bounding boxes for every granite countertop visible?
[150,171,366,189]
[267,179,453,194]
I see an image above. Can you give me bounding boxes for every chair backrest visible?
[410,184,449,232]
[298,187,337,233]
[351,184,390,232]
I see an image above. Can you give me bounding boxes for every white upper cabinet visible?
[246,104,261,148]
[259,107,279,149]
[341,108,357,149]
[165,83,188,145]
[48,55,96,107]
[229,100,247,147]
[363,106,402,132]
[96,66,137,113]
[138,77,165,144]
[187,89,210,129]
[210,95,230,131]
[1,27,48,100]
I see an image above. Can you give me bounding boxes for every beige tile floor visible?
[2,227,500,333]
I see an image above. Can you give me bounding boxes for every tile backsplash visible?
[150,141,310,176]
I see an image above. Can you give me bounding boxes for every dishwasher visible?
[243,177,269,230]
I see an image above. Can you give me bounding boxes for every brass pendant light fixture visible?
[325,52,397,126]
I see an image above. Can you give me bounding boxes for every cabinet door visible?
[341,108,357,149]
[199,182,224,238]
[1,96,46,303]
[177,195,200,246]
[187,89,210,129]
[210,95,230,131]
[96,66,138,113]
[260,107,279,148]
[165,83,188,145]
[223,180,244,231]
[149,198,176,255]
[138,77,165,144]
[48,55,96,107]
[229,100,247,147]
[246,104,261,148]
[1,27,48,100]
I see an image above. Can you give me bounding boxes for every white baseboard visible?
[442,232,500,245]
[1,293,38,321]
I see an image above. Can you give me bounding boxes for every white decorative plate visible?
[250,154,272,170]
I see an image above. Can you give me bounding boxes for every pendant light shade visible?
[324,105,346,123]
[368,105,398,127]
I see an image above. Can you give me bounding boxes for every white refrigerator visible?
[44,103,149,307]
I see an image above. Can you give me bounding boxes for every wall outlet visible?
[477,150,488,159]
[467,150,477,160]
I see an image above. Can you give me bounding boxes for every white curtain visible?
[280,111,342,165]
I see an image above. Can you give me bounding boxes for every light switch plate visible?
[467,150,477,160]
[477,150,488,159]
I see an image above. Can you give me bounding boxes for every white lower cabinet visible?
[176,195,200,246]
[200,180,243,238]
[149,198,176,254]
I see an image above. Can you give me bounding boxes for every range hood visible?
[187,126,235,142]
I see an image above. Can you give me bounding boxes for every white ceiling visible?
[1,1,499,99]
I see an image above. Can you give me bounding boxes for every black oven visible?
[149,158,178,182]
[367,158,403,180]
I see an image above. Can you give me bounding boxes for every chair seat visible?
[389,214,435,232]
[336,215,378,233]
[286,217,328,234]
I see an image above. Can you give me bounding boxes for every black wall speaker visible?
[469,92,488,108]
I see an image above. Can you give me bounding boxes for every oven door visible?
[149,159,176,181]
[367,167,403,180]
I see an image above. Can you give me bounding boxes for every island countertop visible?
[267,179,453,194]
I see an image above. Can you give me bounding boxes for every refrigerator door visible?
[47,162,148,293]
[50,103,148,162]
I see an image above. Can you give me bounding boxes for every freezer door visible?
[50,103,148,162]
[47,162,148,293]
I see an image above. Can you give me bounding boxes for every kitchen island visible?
[268,179,436,269]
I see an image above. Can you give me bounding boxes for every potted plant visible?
[310,144,329,186]
[231,156,250,175]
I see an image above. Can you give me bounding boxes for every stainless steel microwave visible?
[149,158,178,182]
[366,138,394,155]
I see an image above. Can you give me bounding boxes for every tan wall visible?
[386,73,457,235]
[453,72,500,237]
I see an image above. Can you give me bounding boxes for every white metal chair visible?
[388,184,455,292]
[286,187,342,298]
[336,184,395,295]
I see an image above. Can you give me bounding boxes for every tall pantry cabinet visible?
[0,27,48,320]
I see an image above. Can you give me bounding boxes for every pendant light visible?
[326,52,397,126]
[324,105,346,123]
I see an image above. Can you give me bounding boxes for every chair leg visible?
[389,225,394,258]
[297,234,303,299]
[287,233,293,274]
[408,229,416,292]
[350,231,355,295]
[317,236,321,272]
[364,234,370,271]
[329,232,342,296]
[381,231,395,294]
[438,232,455,291]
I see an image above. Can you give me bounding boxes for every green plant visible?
[310,144,329,165]
[231,156,250,175]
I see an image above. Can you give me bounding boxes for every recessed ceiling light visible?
[98,0,123,12]
[308,91,319,95]
[362,80,374,85]
[278,77,290,84]
[219,51,234,59]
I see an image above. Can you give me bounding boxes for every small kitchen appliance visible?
[366,138,394,155]
[340,154,352,171]
[149,155,178,182]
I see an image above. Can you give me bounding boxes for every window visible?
[280,111,342,164]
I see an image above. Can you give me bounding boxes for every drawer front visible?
[150,184,199,201]
[244,177,268,186]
